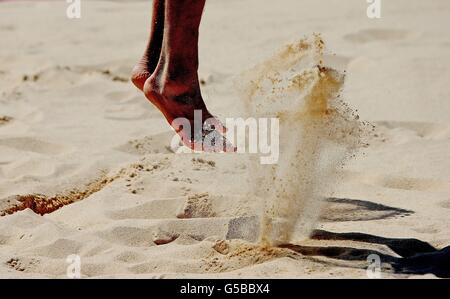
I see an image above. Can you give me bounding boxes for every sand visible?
[0,0,449,278]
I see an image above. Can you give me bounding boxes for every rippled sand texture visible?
[0,0,449,278]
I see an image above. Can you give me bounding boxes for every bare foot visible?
[131,0,233,152]
[132,64,233,152]
[143,74,234,152]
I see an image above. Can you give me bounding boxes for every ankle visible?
[163,77,200,98]
[144,74,207,114]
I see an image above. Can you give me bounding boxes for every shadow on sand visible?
[320,197,414,222]
[280,230,450,278]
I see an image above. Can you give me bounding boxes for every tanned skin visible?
[131,0,231,152]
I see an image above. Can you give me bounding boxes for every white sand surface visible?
[0,0,449,278]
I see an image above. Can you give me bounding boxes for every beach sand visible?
[0,0,449,278]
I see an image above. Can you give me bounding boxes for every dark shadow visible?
[310,229,435,258]
[320,197,414,222]
[279,230,450,278]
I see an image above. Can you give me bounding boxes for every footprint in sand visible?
[0,137,69,155]
[344,29,415,44]
[115,131,174,155]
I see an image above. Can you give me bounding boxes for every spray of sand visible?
[239,35,367,246]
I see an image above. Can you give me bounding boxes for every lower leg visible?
[161,0,205,95]
[131,0,165,91]
[142,0,232,151]
[145,0,208,121]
